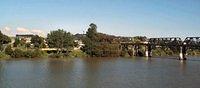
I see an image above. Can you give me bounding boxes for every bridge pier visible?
[145,45,152,57]
[179,46,187,60]
[134,45,138,56]
[132,45,135,56]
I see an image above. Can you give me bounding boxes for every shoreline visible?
[1,55,200,61]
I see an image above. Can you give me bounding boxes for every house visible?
[16,34,34,43]
[74,40,85,50]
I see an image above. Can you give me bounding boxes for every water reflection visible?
[180,60,187,71]
[0,57,200,88]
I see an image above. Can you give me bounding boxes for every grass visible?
[0,52,10,60]
[68,50,88,58]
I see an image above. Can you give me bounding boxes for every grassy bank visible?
[49,50,87,59]
[1,48,200,60]
[0,52,10,60]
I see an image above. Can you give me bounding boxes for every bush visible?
[187,50,200,56]
[165,49,174,55]
[24,49,47,58]
[68,50,87,57]
[0,52,8,59]
[152,48,167,56]
[120,50,126,57]
[33,49,47,57]
[10,49,24,58]
[10,48,47,58]
[5,45,13,55]
[24,50,33,58]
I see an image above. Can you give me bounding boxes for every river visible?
[0,57,200,88]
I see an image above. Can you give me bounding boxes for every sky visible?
[0,0,200,38]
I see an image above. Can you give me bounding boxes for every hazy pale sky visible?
[0,0,200,38]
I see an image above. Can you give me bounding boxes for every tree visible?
[0,31,11,45]
[82,37,95,56]
[82,23,121,57]
[10,49,24,58]
[47,29,74,53]
[5,45,13,55]
[82,23,98,56]
[132,36,147,43]
[13,38,21,47]
[86,23,98,40]
[31,35,44,48]
[0,31,11,51]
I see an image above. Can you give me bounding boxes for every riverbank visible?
[1,46,200,60]
[0,49,88,60]
[0,52,10,60]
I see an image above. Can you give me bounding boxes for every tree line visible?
[1,23,200,59]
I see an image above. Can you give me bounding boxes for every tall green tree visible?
[82,23,98,56]
[13,38,21,47]
[86,23,98,40]
[82,23,121,57]
[0,31,11,51]
[31,35,44,48]
[0,31,11,45]
[5,45,13,55]
[47,29,74,53]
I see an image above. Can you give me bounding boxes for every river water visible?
[0,57,200,88]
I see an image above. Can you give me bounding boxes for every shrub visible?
[68,50,87,57]
[10,49,24,58]
[165,49,174,56]
[5,45,13,55]
[0,52,8,59]
[152,48,167,56]
[24,49,47,58]
[10,48,47,58]
[33,49,47,57]
[187,50,200,56]
[24,50,33,58]
[120,50,126,57]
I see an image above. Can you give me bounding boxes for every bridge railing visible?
[120,37,200,47]
[148,37,182,46]
[184,37,200,47]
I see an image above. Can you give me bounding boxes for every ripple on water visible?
[0,57,200,88]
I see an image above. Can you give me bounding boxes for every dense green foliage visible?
[152,48,174,56]
[82,23,121,57]
[187,49,200,56]
[0,31,11,45]
[5,45,13,55]
[24,49,47,58]
[13,38,21,47]
[13,38,27,47]
[31,35,45,48]
[0,31,11,51]
[47,29,74,53]
[10,49,24,58]
[10,49,47,58]
[68,50,87,57]
[0,52,9,59]
[1,25,200,59]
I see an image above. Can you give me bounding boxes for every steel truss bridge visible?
[121,37,200,60]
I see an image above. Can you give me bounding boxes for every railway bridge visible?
[121,37,200,60]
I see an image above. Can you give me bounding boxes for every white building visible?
[16,34,34,43]
[74,40,85,50]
